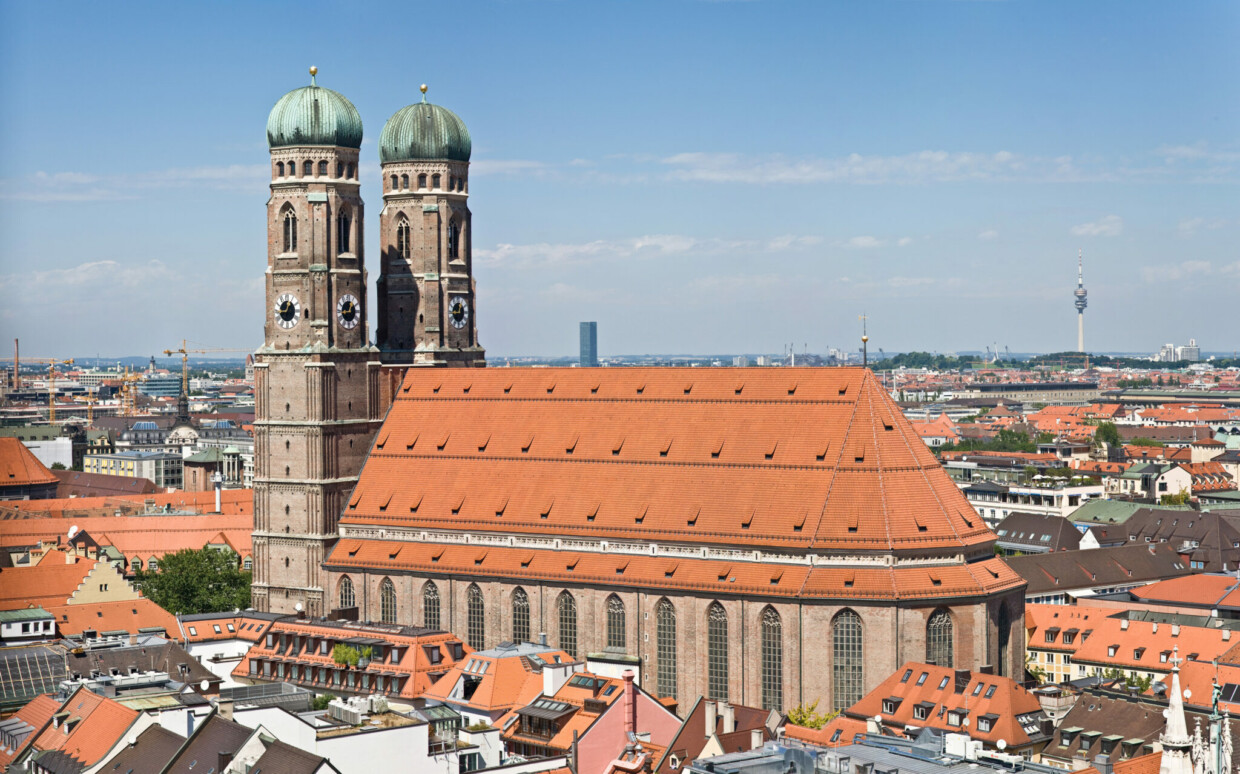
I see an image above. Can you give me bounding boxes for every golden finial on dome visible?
[420,83,429,103]
[309,66,318,86]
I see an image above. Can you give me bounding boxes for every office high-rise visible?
[580,322,598,367]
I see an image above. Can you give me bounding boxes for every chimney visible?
[539,632,547,646]
[1094,754,1113,774]
[704,701,717,736]
[1225,630,1232,642]
[543,662,573,697]
[954,669,971,694]
[217,698,233,720]
[623,670,637,737]
[1121,619,1129,631]
[751,728,764,750]
[1152,622,1158,634]
[1172,624,1181,637]
[721,703,736,735]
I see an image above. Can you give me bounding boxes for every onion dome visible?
[266,67,363,149]
[379,85,471,163]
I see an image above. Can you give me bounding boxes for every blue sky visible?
[1,1,1236,359]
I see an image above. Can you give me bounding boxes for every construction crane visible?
[163,340,250,396]
[119,367,142,417]
[25,357,75,423]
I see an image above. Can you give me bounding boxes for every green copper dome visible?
[379,94,471,163]
[266,74,363,149]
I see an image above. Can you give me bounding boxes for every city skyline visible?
[1,1,1237,358]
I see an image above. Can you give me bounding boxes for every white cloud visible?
[844,236,884,249]
[470,159,548,176]
[661,150,1032,185]
[897,237,914,247]
[476,232,821,269]
[977,229,999,241]
[1139,260,1214,283]
[887,276,936,288]
[1070,215,1124,237]
[1178,216,1226,239]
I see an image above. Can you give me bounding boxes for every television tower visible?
[1074,249,1088,353]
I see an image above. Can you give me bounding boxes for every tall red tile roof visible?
[0,553,106,608]
[0,438,57,489]
[0,694,59,768]
[29,687,139,768]
[338,368,1001,557]
[47,598,178,637]
[0,512,252,562]
[0,489,252,519]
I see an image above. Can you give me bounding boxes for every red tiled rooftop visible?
[0,438,57,489]
[340,368,995,555]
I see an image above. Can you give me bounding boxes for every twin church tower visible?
[252,69,484,614]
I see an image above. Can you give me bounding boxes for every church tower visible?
[375,85,485,367]
[251,69,383,615]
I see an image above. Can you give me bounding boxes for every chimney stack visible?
[704,701,717,735]
[217,698,233,720]
[751,728,764,749]
[623,670,637,738]
[721,703,736,735]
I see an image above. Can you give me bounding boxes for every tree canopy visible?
[135,547,251,615]
[936,428,1052,455]
[1094,422,1121,447]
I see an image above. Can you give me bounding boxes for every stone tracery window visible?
[707,602,728,701]
[396,216,411,261]
[606,595,625,651]
[832,609,863,711]
[467,584,485,649]
[656,598,677,699]
[512,587,530,643]
[282,206,297,253]
[380,578,396,624]
[997,604,1011,677]
[448,220,460,260]
[761,606,783,711]
[422,581,440,629]
[338,576,355,609]
[558,591,578,658]
[337,207,351,254]
[927,608,954,669]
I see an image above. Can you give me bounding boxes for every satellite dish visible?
[294,603,304,613]
[68,525,79,539]
[200,679,209,692]
[997,740,1007,751]
[873,714,883,723]
[1164,710,1171,718]
[1185,689,1193,700]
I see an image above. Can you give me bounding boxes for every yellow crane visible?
[119,367,143,417]
[25,357,75,423]
[162,340,250,396]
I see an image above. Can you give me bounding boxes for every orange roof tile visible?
[337,369,1000,576]
[422,646,573,714]
[0,512,252,560]
[0,694,59,768]
[1072,617,1235,672]
[0,553,102,608]
[0,488,252,518]
[1024,603,1118,654]
[1131,574,1240,606]
[784,715,867,747]
[30,687,139,767]
[47,598,177,637]
[0,438,57,488]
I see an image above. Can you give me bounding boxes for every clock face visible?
[336,294,360,329]
[448,296,470,329]
[274,293,301,329]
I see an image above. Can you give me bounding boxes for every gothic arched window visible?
[707,602,728,701]
[337,208,351,254]
[997,604,1011,677]
[832,609,863,711]
[927,609,954,669]
[380,578,396,624]
[401,173,409,189]
[390,175,398,190]
[318,161,328,176]
[656,599,677,699]
[282,207,297,253]
[422,581,440,630]
[606,595,626,651]
[276,161,285,177]
[558,591,578,658]
[338,576,355,609]
[396,216,411,261]
[432,173,441,189]
[761,606,783,711]
[303,160,312,176]
[447,220,460,260]
[336,161,344,178]
[417,173,427,189]
[467,584,485,649]
[512,587,530,643]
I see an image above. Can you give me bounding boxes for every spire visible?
[1078,249,1084,288]
[420,83,428,103]
[309,66,318,87]
[1161,647,1197,774]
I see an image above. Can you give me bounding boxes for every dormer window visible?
[913,702,934,721]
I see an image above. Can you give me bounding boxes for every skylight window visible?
[916,672,928,686]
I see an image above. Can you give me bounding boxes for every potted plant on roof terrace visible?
[357,646,373,669]
[332,644,360,669]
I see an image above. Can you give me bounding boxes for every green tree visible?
[1130,438,1164,448]
[1161,489,1192,506]
[312,693,336,710]
[51,462,67,470]
[135,547,250,615]
[785,700,839,730]
[1095,422,1121,447]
